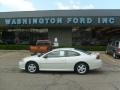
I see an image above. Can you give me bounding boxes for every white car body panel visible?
[38,57,67,70]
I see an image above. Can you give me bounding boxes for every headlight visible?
[20,58,25,62]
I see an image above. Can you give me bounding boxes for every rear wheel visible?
[75,63,89,75]
[26,62,39,73]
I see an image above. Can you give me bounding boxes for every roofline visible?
[1,9,120,18]
[1,9,120,13]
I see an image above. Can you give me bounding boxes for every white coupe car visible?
[19,48,102,74]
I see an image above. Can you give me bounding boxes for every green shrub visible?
[0,45,106,51]
[59,45,106,51]
[74,46,106,51]
[0,45,29,50]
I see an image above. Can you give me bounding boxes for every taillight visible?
[96,54,100,59]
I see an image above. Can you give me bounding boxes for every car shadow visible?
[19,70,104,75]
[39,71,76,75]
[88,69,104,75]
[20,70,75,75]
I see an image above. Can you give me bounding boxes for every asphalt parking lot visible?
[0,50,120,90]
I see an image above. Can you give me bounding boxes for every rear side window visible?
[75,49,91,55]
[65,51,80,57]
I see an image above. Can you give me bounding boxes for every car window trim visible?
[43,50,66,58]
[65,50,81,57]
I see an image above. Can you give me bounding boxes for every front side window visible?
[76,49,91,55]
[44,50,65,58]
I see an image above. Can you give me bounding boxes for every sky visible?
[0,0,120,12]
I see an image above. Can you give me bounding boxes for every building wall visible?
[48,28,72,46]
[0,10,120,46]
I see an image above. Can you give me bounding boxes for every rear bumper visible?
[89,60,102,70]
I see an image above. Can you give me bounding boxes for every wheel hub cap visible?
[77,64,86,73]
[28,64,36,72]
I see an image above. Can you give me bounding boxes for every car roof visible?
[52,48,75,51]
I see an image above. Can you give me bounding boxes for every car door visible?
[64,50,81,70]
[40,50,67,70]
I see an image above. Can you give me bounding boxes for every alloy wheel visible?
[26,62,39,73]
[76,63,88,74]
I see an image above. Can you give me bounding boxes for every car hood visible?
[23,55,39,61]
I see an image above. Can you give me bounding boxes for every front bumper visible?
[19,61,25,70]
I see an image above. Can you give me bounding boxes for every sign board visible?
[0,16,120,26]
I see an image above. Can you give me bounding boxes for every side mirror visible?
[37,53,42,57]
[43,55,48,59]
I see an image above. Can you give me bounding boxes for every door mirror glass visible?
[43,55,48,58]
[37,53,43,57]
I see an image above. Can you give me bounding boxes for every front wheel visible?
[26,62,39,73]
[75,63,89,75]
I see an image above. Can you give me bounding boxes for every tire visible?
[75,63,89,75]
[113,52,117,59]
[26,62,39,73]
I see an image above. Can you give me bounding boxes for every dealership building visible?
[0,10,120,46]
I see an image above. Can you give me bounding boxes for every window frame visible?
[64,50,80,57]
[43,50,65,58]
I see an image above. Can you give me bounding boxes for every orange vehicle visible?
[30,40,52,55]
